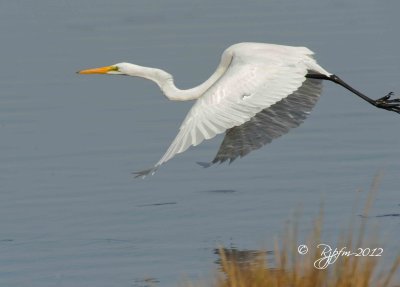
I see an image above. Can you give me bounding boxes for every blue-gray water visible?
[1,1,399,286]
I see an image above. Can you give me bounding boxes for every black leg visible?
[306,73,400,114]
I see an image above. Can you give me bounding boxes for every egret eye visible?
[110,66,119,72]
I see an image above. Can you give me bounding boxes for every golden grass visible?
[189,173,400,287]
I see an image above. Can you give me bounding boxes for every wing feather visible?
[209,77,323,165]
[134,44,328,177]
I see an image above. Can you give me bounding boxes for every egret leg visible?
[306,73,400,114]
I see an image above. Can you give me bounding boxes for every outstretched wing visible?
[134,44,329,177]
[203,77,322,165]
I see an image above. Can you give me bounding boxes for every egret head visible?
[77,62,135,75]
[77,62,172,85]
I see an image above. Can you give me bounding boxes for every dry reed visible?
[188,173,399,287]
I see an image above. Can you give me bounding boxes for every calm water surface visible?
[0,1,399,286]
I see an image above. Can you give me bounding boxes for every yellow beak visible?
[77,66,114,74]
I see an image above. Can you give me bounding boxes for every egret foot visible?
[374,92,400,114]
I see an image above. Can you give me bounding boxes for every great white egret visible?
[78,42,399,178]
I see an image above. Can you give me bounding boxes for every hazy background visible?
[0,1,399,286]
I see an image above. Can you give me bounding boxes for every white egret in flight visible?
[78,42,399,178]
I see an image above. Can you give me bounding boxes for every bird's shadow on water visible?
[0,239,14,243]
[359,203,400,218]
[214,247,274,269]
[131,277,160,287]
[359,213,400,218]
[200,189,237,193]
[375,213,400,218]
[136,202,177,207]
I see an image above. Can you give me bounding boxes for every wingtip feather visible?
[196,161,213,168]
[132,167,158,179]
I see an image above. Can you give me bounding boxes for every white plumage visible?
[143,43,330,176]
